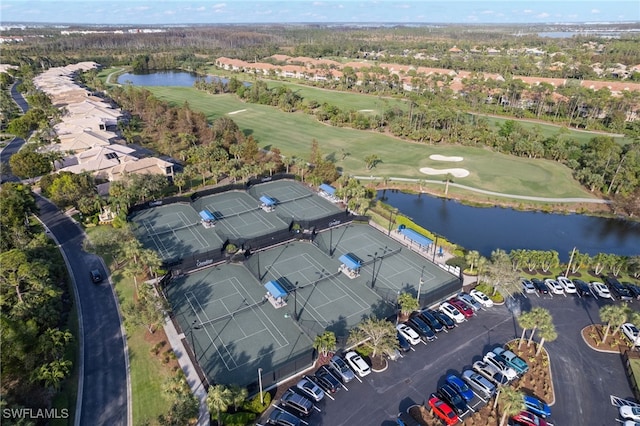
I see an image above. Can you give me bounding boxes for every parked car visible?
[510,410,549,426]
[605,276,634,301]
[556,276,577,294]
[396,411,422,426]
[521,278,536,294]
[344,351,371,377]
[483,352,518,381]
[296,377,325,402]
[314,366,341,394]
[329,355,355,383]
[591,281,613,299]
[621,405,640,421]
[544,279,564,295]
[457,292,481,312]
[407,317,437,341]
[436,383,468,415]
[573,279,592,297]
[445,374,474,402]
[90,269,103,283]
[428,394,460,426]
[622,323,640,347]
[472,360,508,385]
[397,323,422,345]
[417,309,444,333]
[523,394,551,419]
[492,347,529,375]
[624,282,640,300]
[461,369,496,398]
[430,309,457,329]
[396,331,412,352]
[448,298,474,318]
[439,302,466,323]
[267,408,303,426]
[280,389,315,418]
[385,347,402,361]
[531,278,548,295]
[470,289,494,307]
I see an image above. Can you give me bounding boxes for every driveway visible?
[302,292,632,426]
[36,195,130,425]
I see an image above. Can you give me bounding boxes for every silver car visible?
[329,355,355,383]
[462,369,496,398]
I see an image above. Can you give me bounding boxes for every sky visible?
[1,0,639,25]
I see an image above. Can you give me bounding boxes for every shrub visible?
[220,411,257,426]
[475,283,504,303]
[243,392,271,414]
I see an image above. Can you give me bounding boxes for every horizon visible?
[1,1,639,26]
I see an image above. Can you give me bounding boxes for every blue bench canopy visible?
[264,280,287,299]
[319,183,336,195]
[199,210,215,221]
[399,227,433,247]
[260,195,276,206]
[339,254,361,270]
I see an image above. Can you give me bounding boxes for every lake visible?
[118,71,240,87]
[379,190,640,262]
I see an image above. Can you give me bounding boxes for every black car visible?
[573,279,592,297]
[314,366,341,394]
[604,276,633,301]
[531,278,548,295]
[280,389,315,418]
[90,269,103,283]
[267,409,302,426]
[417,310,444,333]
[623,282,640,300]
[436,383,468,415]
[396,331,412,352]
[429,309,456,330]
[407,316,437,342]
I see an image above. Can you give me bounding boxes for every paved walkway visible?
[163,317,210,425]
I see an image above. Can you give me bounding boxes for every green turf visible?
[145,86,597,199]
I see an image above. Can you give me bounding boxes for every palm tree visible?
[536,322,558,356]
[229,385,248,411]
[465,250,481,274]
[397,292,419,317]
[206,384,233,426]
[496,386,525,426]
[599,304,628,343]
[517,310,537,349]
[444,172,454,196]
[528,307,551,347]
[313,331,337,357]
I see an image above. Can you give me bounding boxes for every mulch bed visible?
[582,324,632,354]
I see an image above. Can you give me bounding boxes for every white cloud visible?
[337,4,344,8]
[312,1,325,5]
[212,3,226,9]
[591,8,600,14]
[523,9,533,14]
[164,10,176,15]
[481,10,494,15]
[396,4,411,9]
[129,6,150,12]
[536,12,550,18]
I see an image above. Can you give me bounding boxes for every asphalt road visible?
[0,80,26,183]
[36,196,130,425]
[300,291,633,426]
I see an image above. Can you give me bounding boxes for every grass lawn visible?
[146,86,596,200]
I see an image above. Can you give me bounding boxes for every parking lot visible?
[271,289,635,426]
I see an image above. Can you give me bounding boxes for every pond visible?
[117,71,248,87]
[379,190,640,262]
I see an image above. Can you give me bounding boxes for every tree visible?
[517,310,537,349]
[0,182,37,251]
[364,154,380,170]
[313,331,337,357]
[229,385,249,411]
[483,249,520,299]
[444,173,454,196]
[599,304,628,343]
[536,321,558,356]
[465,250,481,274]
[397,292,419,316]
[496,386,525,426]
[347,317,398,359]
[8,149,52,180]
[206,384,233,426]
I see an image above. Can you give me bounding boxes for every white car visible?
[591,281,613,299]
[344,351,371,377]
[470,289,493,308]
[544,279,564,295]
[439,302,466,323]
[396,323,421,345]
[483,352,518,381]
[472,360,508,385]
[556,276,577,294]
[622,323,640,346]
[620,405,640,421]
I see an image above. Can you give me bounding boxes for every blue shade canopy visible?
[319,183,336,195]
[339,254,361,270]
[264,280,287,299]
[259,195,276,206]
[399,227,433,247]
[199,210,215,221]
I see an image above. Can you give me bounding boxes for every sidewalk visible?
[163,317,210,425]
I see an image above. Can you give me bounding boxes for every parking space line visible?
[325,368,348,391]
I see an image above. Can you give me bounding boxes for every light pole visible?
[258,368,264,404]
[368,252,378,288]
[417,265,425,305]
[432,236,439,263]
[189,319,201,360]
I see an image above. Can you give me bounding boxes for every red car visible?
[448,298,474,318]
[428,394,459,426]
[510,411,548,426]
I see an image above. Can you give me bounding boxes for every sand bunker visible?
[419,167,470,178]
[228,109,247,115]
[429,154,464,162]
[359,109,374,112]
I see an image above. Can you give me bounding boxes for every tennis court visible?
[248,180,342,221]
[192,191,289,238]
[167,264,314,387]
[130,203,224,262]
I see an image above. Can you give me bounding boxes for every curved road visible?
[4,79,130,425]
